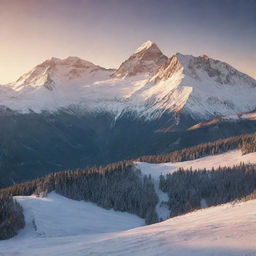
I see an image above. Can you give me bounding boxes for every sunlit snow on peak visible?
[134,40,155,53]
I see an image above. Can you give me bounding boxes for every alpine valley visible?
[0,41,256,188]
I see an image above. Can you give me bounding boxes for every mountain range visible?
[2,40,256,120]
[0,41,256,187]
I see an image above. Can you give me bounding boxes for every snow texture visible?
[134,40,155,53]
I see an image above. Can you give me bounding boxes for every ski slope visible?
[0,194,255,256]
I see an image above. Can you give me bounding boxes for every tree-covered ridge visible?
[160,163,256,217]
[2,133,255,195]
[0,161,158,225]
[138,133,256,163]
[0,195,25,240]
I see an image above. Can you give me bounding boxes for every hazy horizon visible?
[1,0,256,84]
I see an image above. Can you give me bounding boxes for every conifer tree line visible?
[0,194,25,240]
[159,163,256,217]
[0,161,159,225]
[138,134,256,163]
[1,133,256,199]
[241,134,256,154]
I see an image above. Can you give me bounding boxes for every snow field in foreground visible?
[0,194,255,256]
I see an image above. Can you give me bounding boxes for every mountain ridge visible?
[0,41,255,121]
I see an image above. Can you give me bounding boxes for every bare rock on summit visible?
[113,41,168,78]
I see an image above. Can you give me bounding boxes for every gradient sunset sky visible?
[0,0,255,84]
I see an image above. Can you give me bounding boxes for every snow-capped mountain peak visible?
[11,56,113,91]
[167,53,256,119]
[175,53,256,87]
[138,52,256,120]
[134,40,156,53]
[112,41,168,78]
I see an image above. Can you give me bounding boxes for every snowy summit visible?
[134,40,156,53]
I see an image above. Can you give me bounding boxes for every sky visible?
[0,0,255,84]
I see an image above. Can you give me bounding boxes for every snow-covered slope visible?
[0,57,116,112]
[12,56,113,91]
[137,150,256,179]
[144,53,256,120]
[15,192,144,238]
[0,193,255,256]
[0,41,256,120]
[136,150,256,220]
[176,54,256,119]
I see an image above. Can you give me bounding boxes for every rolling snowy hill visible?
[0,193,255,255]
